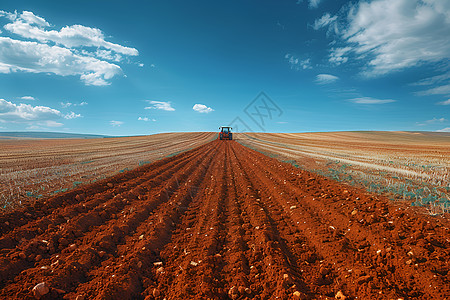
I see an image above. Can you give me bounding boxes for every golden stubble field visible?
[238,131,450,214]
[0,132,216,210]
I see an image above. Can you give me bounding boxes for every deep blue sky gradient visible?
[0,0,449,135]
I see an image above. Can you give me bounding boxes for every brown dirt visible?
[0,140,449,299]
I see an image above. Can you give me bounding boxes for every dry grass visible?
[237,131,450,213]
[0,132,215,210]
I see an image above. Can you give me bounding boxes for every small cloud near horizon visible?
[193,104,214,113]
[349,97,396,104]
[110,120,123,127]
[145,101,175,111]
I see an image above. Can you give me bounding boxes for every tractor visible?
[219,126,232,140]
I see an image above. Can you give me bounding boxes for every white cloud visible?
[413,73,450,86]
[3,11,138,56]
[145,101,175,111]
[309,0,322,9]
[0,98,83,127]
[349,97,396,104]
[313,13,337,30]
[438,99,450,105]
[318,0,450,76]
[110,120,123,127]
[436,127,450,132]
[285,54,312,70]
[0,37,121,86]
[316,74,339,84]
[20,96,35,101]
[413,72,450,101]
[43,120,63,127]
[95,49,122,62]
[193,104,214,113]
[417,117,447,126]
[0,10,17,21]
[61,101,88,107]
[64,111,82,119]
[329,47,351,65]
[0,10,138,85]
[19,11,49,27]
[61,102,72,108]
[138,117,156,122]
[417,84,450,96]
[0,98,62,123]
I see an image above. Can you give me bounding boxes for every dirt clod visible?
[335,290,346,299]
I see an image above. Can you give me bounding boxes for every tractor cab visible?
[219,126,233,140]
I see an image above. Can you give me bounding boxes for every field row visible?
[0,140,448,299]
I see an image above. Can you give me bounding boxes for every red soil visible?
[0,140,449,299]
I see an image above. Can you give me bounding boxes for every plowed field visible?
[1,140,449,299]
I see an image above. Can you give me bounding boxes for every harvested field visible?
[0,132,215,210]
[239,132,450,213]
[1,140,449,299]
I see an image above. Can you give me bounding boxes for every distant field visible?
[238,131,450,214]
[0,132,215,210]
[0,131,110,139]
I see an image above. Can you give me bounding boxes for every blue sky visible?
[0,0,449,135]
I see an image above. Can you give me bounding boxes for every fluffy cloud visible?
[0,10,138,85]
[285,54,312,70]
[349,97,396,104]
[19,11,49,27]
[192,104,214,113]
[436,127,450,132]
[0,98,61,122]
[315,74,339,84]
[64,112,82,119]
[0,37,121,86]
[0,98,81,127]
[145,101,175,111]
[3,11,138,56]
[316,0,450,76]
[110,120,123,127]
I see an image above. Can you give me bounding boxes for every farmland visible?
[0,132,215,210]
[0,138,449,299]
[239,131,450,214]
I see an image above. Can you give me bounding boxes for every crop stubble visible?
[0,140,449,299]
